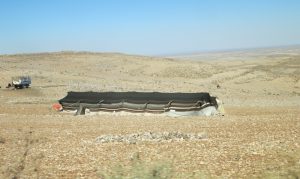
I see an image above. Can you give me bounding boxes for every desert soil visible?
[0,48,300,178]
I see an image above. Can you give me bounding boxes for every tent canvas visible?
[58,91,219,115]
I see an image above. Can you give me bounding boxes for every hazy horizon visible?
[1,44,300,57]
[1,0,300,56]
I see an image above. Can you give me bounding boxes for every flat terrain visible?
[0,48,300,178]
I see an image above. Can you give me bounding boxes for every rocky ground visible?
[0,47,299,178]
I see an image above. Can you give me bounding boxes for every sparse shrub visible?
[0,136,5,144]
[262,149,300,179]
[262,170,300,179]
[99,153,209,179]
[100,153,173,179]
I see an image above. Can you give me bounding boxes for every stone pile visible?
[95,131,207,144]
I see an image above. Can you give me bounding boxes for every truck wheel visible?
[16,85,23,89]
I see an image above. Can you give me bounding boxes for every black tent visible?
[59,91,217,114]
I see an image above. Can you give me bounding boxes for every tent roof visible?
[59,91,212,104]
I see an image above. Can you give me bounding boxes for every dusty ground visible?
[0,48,300,178]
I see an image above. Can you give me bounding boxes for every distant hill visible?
[165,45,300,61]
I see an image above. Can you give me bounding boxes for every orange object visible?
[52,103,63,111]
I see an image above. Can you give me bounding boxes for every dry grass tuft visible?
[99,153,208,179]
[0,136,5,144]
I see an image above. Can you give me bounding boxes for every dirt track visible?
[0,48,300,178]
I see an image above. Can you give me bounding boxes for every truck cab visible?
[12,76,31,89]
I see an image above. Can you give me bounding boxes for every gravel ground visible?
[0,50,299,178]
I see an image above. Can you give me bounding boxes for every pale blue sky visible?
[0,0,300,55]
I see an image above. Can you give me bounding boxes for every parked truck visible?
[11,76,31,89]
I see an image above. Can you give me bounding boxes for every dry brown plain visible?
[0,47,300,178]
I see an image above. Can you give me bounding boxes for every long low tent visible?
[58,91,220,116]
